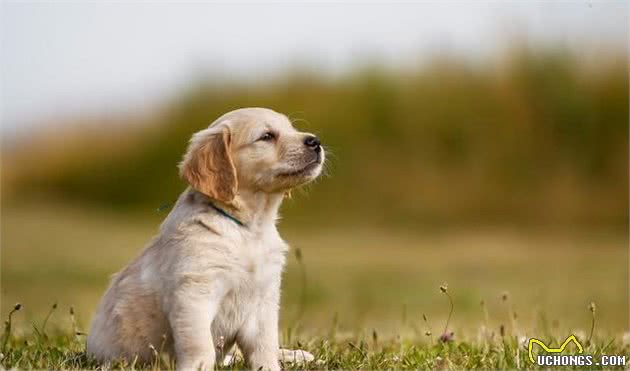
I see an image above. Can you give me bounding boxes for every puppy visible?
[87,108,324,371]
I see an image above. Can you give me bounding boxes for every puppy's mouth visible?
[277,159,322,178]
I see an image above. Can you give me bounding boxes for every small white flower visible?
[216,335,225,350]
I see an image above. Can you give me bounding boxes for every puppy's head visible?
[179,107,325,203]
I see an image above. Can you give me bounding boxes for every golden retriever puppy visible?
[87,108,324,371]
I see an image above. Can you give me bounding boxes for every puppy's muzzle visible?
[303,135,321,154]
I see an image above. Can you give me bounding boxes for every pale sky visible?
[1,1,627,137]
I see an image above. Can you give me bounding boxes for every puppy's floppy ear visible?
[179,126,238,203]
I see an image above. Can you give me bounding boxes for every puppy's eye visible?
[258,132,276,142]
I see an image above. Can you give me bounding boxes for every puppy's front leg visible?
[237,289,281,371]
[169,283,225,371]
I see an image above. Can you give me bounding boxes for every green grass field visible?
[2,201,628,369]
[2,325,628,370]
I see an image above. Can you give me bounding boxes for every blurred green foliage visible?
[10,48,628,227]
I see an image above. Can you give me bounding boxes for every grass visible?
[1,200,629,369]
[2,297,628,369]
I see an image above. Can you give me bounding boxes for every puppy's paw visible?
[279,348,315,363]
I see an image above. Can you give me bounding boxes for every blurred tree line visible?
[5,47,628,228]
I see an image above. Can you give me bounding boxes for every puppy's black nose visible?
[304,135,321,152]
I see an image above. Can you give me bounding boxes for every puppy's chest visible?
[236,231,288,287]
[213,232,287,334]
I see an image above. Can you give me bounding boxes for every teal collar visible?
[208,202,245,228]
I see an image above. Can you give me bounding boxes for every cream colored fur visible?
[87,108,323,370]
